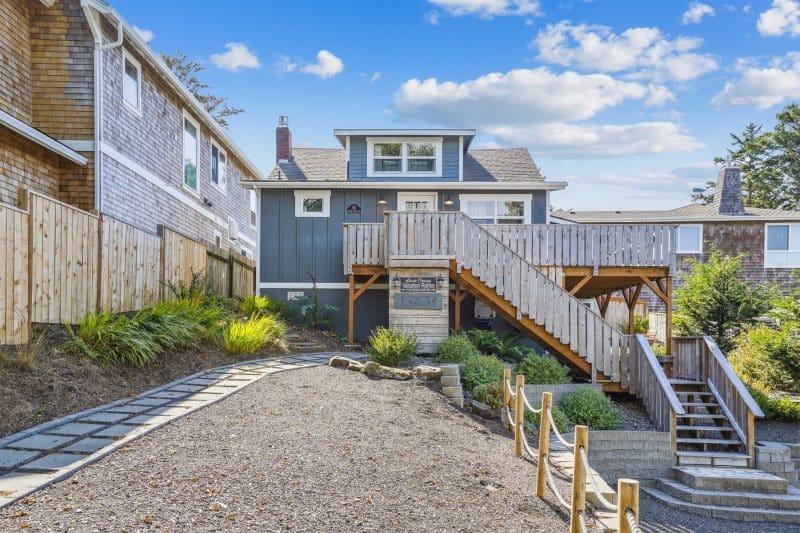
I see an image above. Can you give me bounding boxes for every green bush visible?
[525,403,568,433]
[436,334,480,364]
[466,329,529,364]
[517,354,569,384]
[462,355,505,391]
[561,387,620,430]
[240,294,271,317]
[133,301,204,350]
[730,325,800,393]
[650,342,667,356]
[65,311,161,367]
[473,382,503,409]
[366,327,418,366]
[747,386,800,422]
[266,299,296,322]
[224,315,287,354]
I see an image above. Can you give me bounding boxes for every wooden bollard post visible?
[570,425,589,533]
[514,374,525,457]
[503,368,511,429]
[617,479,640,533]
[535,391,553,498]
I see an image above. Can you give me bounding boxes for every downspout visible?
[81,1,124,213]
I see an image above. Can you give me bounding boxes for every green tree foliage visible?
[673,251,774,352]
[160,50,243,128]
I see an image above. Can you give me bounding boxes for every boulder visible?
[468,399,500,420]
[362,361,412,380]
[329,356,357,368]
[347,361,365,372]
[412,365,442,381]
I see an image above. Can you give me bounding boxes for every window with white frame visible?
[183,115,199,191]
[249,190,257,227]
[676,225,703,254]
[765,224,800,268]
[459,194,531,224]
[367,137,442,177]
[211,142,227,190]
[294,190,331,218]
[122,50,141,113]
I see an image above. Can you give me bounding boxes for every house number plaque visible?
[393,293,442,310]
[399,277,437,292]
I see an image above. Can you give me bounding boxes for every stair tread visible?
[642,487,800,521]
[677,391,714,396]
[677,413,727,419]
[677,425,735,431]
[669,379,705,385]
[676,437,742,445]
[681,402,720,407]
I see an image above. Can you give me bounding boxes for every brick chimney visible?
[713,160,745,215]
[276,115,292,162]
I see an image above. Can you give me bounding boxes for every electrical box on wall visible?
[287,291,304,301]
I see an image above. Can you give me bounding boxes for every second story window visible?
[249,190,257,227]
[676,225,703,254]
[766,223,800,268]
[183,115,199,192]
[211,143,227,190]
[122,51,141,113]
[367,137,442,177]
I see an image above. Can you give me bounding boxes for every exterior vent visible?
[228,216,239,241]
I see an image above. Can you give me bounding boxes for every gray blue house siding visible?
[348,136,461,181]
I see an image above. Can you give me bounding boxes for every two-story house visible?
[0,0,259,257]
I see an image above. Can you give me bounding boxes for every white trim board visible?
[243,180,567,191]
[0,109,87,165]
[259,282,390,290]
[99,141,256,250]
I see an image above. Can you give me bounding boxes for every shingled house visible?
[0,0,260,256]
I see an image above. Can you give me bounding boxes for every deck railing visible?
[672,336,764,465]
[343,223,386,274]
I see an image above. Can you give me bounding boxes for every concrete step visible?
[676,451,750,467]
[676,437,742,446]
[676,425,735,432]
[642,486,800,523]
[788,443,800,459]
[656,478,800,510]
[673,467,790,493]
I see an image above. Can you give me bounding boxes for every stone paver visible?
[0,352,364,509]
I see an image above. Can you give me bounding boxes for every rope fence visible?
[502,369,642,533]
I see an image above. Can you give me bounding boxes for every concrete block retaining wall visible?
[585,431,673,485]
[756,442,799,485]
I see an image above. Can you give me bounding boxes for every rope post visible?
[514,374,525,457]
[503,368,511,429]
[570,425,589,533]
[535,391,553,498]
[617,479,640,533]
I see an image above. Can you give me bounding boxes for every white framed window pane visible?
[767,251,789,267]
[374,143,401,156]
[789,225,800,251]
[407,142,435,157]
[500,201,525,217]
[211,145,219,185]
[374,159,401,172]
[473,218,493,225]
[183,119,198,190]
[123,60,139,108]
[678,226,701,252]
[407,159,435,172]
[219,153,227,187]
[303,198,324,213]
[790,252,800,267]
[767,225,789,251]
[404,201,431,212]
[249,190,257,226]
[465,200,495,218]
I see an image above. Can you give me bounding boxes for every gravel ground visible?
[756,419,800,444]
[611,394,657,431]
[0,366,570,532]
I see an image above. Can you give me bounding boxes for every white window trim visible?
[458,194,532,224]
[213,230,222,248]
[182,111,200,196]
[210,140,227,192]
[676,224,703,254]
[122,49,142,116]
[366,137,443,178]
[249,190,257,228]
[764,223,800,268]
[397,192,438,212]
[294,190,331,218]
[228,216,239,241]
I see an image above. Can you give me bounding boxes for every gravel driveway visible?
[0,365,569,532]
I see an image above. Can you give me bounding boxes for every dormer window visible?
[367,137,442,177]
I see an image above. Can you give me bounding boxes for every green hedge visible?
[462,355,506,391]
[366,327,418,366]
[517,354,569,384]
[561,387,620,430]
[436,334,480,364]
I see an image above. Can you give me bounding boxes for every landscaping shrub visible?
[224,315,287,354]
[366,327,418,366]
[466,329,529,364]
[462,355,505,391]
[517,354,569,384]
[166,270,207,300]
[747,386,800,422]
[730,325,800,393]
[650,342,667,356]
[240,294,271,317]
[561,387,620,430]
[525,403,568,433]
[65,311,161,367]
[134,301,205,349]
[267,299,296,322]
[436,334,480,364]
[473,382,503,409]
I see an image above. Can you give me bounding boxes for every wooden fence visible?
[0,189,255,345]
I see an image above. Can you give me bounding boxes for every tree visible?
[160,50,243,128]
[673,251,774,352]
[769,103,800,209]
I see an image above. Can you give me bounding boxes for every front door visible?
[397,192,437,212]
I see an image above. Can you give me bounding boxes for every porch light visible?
[377,195,388,205]
[444,195,454,207]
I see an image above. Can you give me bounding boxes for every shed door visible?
[397,192,437,212]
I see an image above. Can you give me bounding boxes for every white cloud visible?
[132,25,154,43]
[274,55,298,76]
[757,0,800,36]
[428,0,540,18]
[300,50,344,79]
[363,71,382,83]
[566,161,714,192]
[425,10,440,24]
[533,22,718,82]
[394,67,701,158]
[210,43,261,72]
[682,2,715,25]
[711,53,800,109]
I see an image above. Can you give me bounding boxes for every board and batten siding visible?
[347,136,461,181]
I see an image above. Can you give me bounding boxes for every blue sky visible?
[115,0,800,211]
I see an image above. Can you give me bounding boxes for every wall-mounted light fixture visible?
[444,195,454,207]
[377,194,388,205]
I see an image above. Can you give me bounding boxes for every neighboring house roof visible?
[265,147,545,183]
[553,203,800,223]
[0,109,87,165]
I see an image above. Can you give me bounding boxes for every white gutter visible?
[556,215,800,223]
[0,109,87,165]
[241,180,568,191]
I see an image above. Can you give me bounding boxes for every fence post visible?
[502,368,511,429]
[570,425,588,533]
[536,391,552,498]
[227,251,234,298]
[617,479,640,533]
[514,374,525,457]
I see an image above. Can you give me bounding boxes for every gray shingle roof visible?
[553,203,800,222]
[265,147,543,182]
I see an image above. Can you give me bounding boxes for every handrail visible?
[628,334,684,434]
[634,335,685,415]
[702,336,764,417]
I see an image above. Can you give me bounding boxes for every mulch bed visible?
[0,324,347,439]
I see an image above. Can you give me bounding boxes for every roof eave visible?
[243,180,567,191]
[0,109,87,165]
[333,129,477,147]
